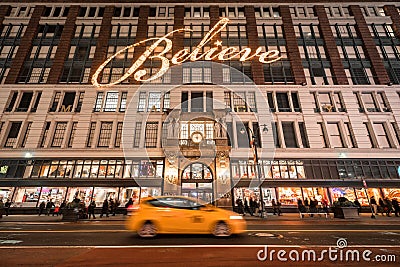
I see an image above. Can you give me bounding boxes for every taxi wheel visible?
[137,221,157,238]
[212,221,231,237]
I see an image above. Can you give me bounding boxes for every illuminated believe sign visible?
[92,18,282,87]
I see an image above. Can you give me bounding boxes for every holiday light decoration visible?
[92,18,282,87]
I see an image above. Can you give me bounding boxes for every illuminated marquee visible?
[92,18,282,87]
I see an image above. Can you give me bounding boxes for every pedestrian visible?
[124,198,134,215]
[277,200,282,216]
[0,199,4,219]
[46,200,55,216]
[304,198,310,212]
[392,198,400,217]
[370,196,378,215]
[53,205,60,216]
[321,199,329,215]
[297,199,306,213]
[249,197,256,216]
[100,199,109,218]
[88,201,96,219]
[109,199,115,216]
[378,198,386,216]
[4,199,11,216]
[384,198,393,217]
[272,199,278,215]
[244,198,251,216]
[236,198,244,215]
[38,201,45,216]
[59,201,67,216]
[354,199,361,215]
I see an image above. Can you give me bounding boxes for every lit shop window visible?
[66,187,93,207]
[123,160,163,178]
[0,187,14,200]
[93,91,127,112]
[182,163,212,179]
[330,187,356,202]
[38,187,66,206]
[92,187,119,206]
[277,187,302,206]
[231,160,305,179]
[13,187,41,207]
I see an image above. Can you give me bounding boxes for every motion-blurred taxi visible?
[125,196,246,238]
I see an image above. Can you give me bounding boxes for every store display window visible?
[66,187,93,206]
[39,187,66,205]
[302,187,329,205]
[382,188,400,201]
[14,187,41,207]
[120,187,141,206]
[277,187,302,205]
[0,187,14,201]
[354,188,382,206]
[92,187,119,206]
[330,187,356,202]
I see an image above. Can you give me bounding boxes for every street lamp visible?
[240,124,268,218]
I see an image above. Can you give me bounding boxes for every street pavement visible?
[1,212,400,224]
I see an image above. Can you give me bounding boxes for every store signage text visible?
[92,18,282,87]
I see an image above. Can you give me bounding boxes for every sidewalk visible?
[1,212,399,224]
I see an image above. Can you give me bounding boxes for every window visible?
[21,122,32,148]
[31,92,42,112]
[318,122,328,148]
[272,122,281,148]
[191,92,203,112]
[98,122,113,147]
[361,92,379,112]
[5,122,22,148]
[137,92,146,112]
[51,122,67,147]
[68,122,78,148]
[276,93,290,112]
[86,122,96,147]
[344,122,357,148]
[114,122,123,148]
[16,92,33,112]
[60,92,76,112]
[94,92,104,112]
[119,92,127,112]
[364,123,376,148]
[327,123,344,148]
[236,122,250,148]
[373,123,392,148]
[75,92,84,112]
[145,122,158,148]
[40,122,51,148]
[104,92,118,112]
[5,92,18,112]
[282,122,298,148]
[376,92,391,112]
[148,92,161,112]
[133,122,142,148]
[391,123,400,146]
[298,122,309,148]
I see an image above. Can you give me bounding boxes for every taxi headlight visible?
[229,215,243,220]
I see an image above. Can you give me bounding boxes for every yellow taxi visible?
[125,196,246,238]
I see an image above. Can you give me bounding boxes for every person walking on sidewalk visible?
[0,199,4,219]
[4,199,11,216]
[392,198,400,217]
[100,199,109,218]
[370,196,378,215]
[46,200,55,216]
[88,200,96,219]
[38,201,45,216]
[277,200,282,216]
[272,199,278,215]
